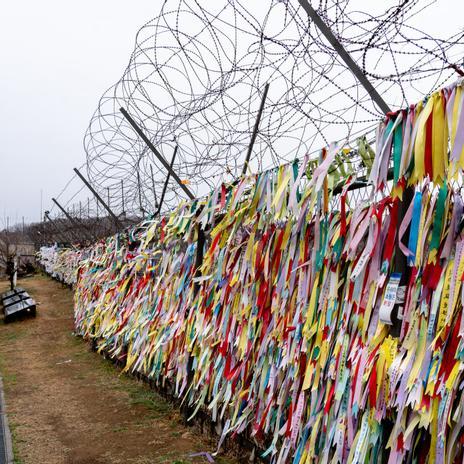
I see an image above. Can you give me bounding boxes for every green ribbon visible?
[430,180,448,253]
[393,122,403,184]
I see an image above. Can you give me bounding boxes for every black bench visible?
[1,288,36,322]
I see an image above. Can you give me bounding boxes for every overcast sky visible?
[1,0,463,228]
[0,0,156,227]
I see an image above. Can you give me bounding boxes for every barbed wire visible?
[56,0,463,218]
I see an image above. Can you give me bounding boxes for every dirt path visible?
[0,275,234,464]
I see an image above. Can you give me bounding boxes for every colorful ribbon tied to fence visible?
[39,79,464,463]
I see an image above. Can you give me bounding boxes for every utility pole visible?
[40,189,43,223]
[150,164,159,209]
[121,180,125,215]
[137,170,145,215]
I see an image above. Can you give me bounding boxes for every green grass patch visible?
[112,425,128,433]
[128,389,172,417]
[3,373,17,385]
[9,422,25,464]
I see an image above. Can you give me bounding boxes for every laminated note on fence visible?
[379,273,401,325]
